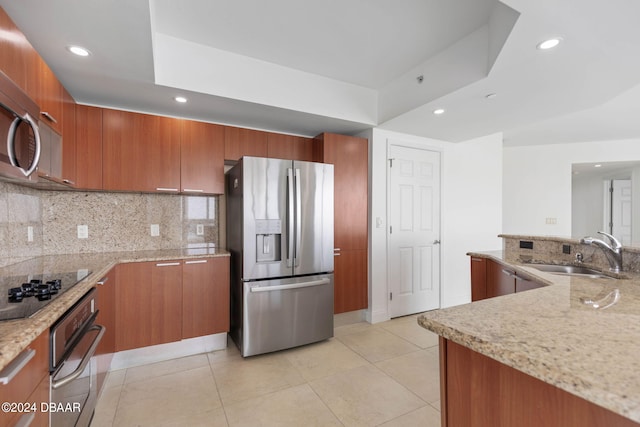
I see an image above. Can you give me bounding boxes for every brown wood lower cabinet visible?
[334,249,367,314]
[440,338,639,427]
[470,257,487,301]
[115,261,182,351]
[0,330,49,427]
[95,267,116,393]
[115,257,230,352]
[182,257,230,339]
[472,257,544,301]
[486,260,516,298]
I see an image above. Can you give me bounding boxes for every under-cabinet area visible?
[470,256,544,301]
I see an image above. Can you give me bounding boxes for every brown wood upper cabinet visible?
[102,109,181,193]
[61,87,76,186]
[75,105,103,190]
[266,132,314,161]
[0,7,32,95]
[224,126,268,161]
[181,120,225,194]
[34,57,64,135]
[314,133,368,251]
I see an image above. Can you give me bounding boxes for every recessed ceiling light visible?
[594,164,602,168]
[174,96,188,103]
[433,108,445,115]
[67,45,91,57]
[537,37,562,50]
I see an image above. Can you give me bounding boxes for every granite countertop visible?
[419,250,640,423]
[0,247,229,372]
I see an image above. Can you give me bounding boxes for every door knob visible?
[433,240,441,244]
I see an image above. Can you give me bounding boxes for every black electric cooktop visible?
[0,270,91,321]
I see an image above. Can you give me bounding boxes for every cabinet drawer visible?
[0,330,49,427]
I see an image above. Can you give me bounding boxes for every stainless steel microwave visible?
[0,70,41,181]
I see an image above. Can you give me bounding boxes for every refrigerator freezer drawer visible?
[241,274,334,357]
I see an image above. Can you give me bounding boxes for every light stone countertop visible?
[0,247,229,373]
[419,251,640,423]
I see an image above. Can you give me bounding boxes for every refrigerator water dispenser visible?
[255,219,282,262]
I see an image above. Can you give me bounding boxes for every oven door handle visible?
[51,324,105,390]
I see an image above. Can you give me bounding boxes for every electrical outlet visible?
[27,226,33,242]
[545,217,557,225]
[196,224,204,236]
[150,224,160,237]
[77,225,89,239]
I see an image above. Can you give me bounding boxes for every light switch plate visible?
[150,224,160,237]
[196,224,204,236]
[77,225,89,239]
[27,226,33,242]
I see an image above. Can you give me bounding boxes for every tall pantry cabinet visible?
[314,133,369,314]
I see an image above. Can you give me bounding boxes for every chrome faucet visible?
[580,231,623,272]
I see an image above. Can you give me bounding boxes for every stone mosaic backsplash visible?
[0,181,220,265]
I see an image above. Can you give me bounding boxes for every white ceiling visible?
[1,0,640,146]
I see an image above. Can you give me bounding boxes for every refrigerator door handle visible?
[287,168,295,267]
[295,168,302,267]
[250,278,330,293]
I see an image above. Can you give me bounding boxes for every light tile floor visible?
[91,314,441,427]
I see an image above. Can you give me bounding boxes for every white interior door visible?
[388,145,441,318]
[607,179,632,245]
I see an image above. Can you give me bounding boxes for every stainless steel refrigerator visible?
[226,156,334,357]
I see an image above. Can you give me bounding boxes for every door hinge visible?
[389,158,394,167]
[390,225,393,234]
[390,292,393,301]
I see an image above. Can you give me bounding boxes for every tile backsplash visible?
[0,181,220,263]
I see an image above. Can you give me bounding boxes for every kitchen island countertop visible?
[419,251,640,423]
[0,247,229,372]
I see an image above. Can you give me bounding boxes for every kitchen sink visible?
[528,264,611,279]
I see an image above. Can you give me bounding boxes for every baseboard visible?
[367,308,390,324]
[110,333,228,371]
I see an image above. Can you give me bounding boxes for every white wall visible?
[503,139,640,237]
[366,129,503,322]
[571,173,606,238]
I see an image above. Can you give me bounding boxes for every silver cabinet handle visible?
[156,262,181,267]
[183,189,204,193]
[15,411,35,427]
[0,348,35,385]
[501,269,516,278]
[334,248,341,256]
[62,179,75,185]
[156,187,178,192]
[471,257,484,262]
[185,259,207,265]
[250,278,330,293]
[7,112,41,177]
[52,324,105,390]
[40,111,58,123]
[97,276,109,286]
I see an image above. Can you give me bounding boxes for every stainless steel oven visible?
[50,288,104,427]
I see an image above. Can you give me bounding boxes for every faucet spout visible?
[580,232,623,272]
